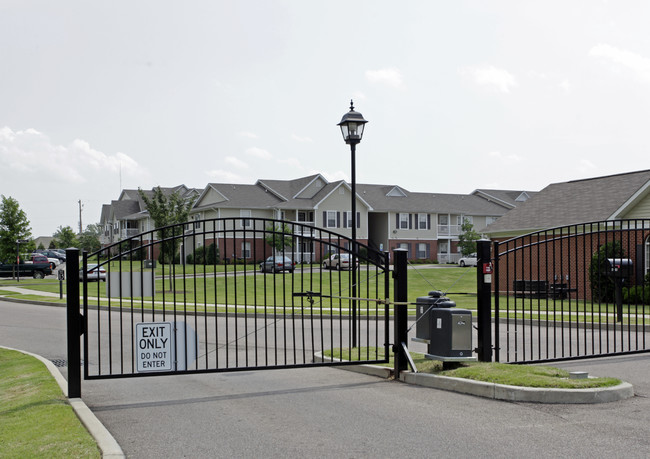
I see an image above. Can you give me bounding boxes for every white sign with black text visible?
[136,322,173,372]
[136,321,198,373]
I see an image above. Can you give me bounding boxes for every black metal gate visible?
[493,219,650,363]
[67,218,390,388]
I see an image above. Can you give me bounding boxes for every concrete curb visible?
[313,352,393,379]
[1,346,125,459]
[314,352,635,404]
[400,371,635,404]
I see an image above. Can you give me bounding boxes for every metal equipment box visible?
[426,308,473,359]
[415,291,455,341]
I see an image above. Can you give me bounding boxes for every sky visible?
[2,1,650,237]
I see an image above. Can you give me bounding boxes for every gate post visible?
[66,248,82,398]
[476,239,493,362]
[393,248,408,378]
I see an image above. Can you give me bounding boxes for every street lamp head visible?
[337,100,368,145]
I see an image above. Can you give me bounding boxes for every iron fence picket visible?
[494,219,650,364]
[82,217,389,379]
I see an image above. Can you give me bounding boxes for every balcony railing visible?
[120,228,140,239]
[437,224,462,237]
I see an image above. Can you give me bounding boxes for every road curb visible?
[314,352,635,404]
[400,371,635,403]
[1,346,125,459]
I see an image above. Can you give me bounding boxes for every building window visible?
[399,213,409,229]
[326,211,337,228]
[438,215,448,226]
[240,210,252,229]
[486,216,498,225]
[417,243,429,259]
[398,243,410,258]
[418,213,428,230]
[345,211,352,228]
[193,214,201,229]
[242,241,251,259]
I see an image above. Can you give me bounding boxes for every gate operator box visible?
[415,291,455,341]
[413,290,475,362]
[427,308,473,358]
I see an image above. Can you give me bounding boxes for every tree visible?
[139,187,194,264]
[265,223,294,254]
[458,218,481,256]
[78,223,102,253]
[589,241,625,302]
[0,195,33,262]
[53,225,79,248]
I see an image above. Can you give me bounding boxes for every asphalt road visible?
[2,298,650,458]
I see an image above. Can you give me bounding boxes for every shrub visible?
[588,241,624,302]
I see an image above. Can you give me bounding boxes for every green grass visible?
[0,348,100,458]
[323,347,621,389]
[3,267,649,324]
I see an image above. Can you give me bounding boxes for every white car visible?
[80,264,107,281]
[458,253,477,267]
[322,253,358,270]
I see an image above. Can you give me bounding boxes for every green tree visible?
[53,225,79,248]
[265,223,294,254]
[139,187,194,264]
[0,195,33,262]
[458,218,480,256]
[78,223,102,253]
[589,241,625,302]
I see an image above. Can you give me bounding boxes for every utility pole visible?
[78,200,83,234]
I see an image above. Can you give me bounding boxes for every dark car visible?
[259,256,295,273]
[35,249,66,262]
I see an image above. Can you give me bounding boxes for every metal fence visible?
[493,220,650,363]
[74,217,390,381]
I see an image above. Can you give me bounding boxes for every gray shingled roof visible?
[194,183,284,210]
[472,189,537,209]
[357,184,510,215]
[485,170,650,235]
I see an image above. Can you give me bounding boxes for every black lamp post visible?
[338,100,367,348]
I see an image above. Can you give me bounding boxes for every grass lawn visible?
[2,266,649,323]
[0,348,100,458]
[324,347,621,389]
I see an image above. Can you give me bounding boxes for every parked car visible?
[0,260,52,279]
[80,264,107,281]
[36,249,66,262]
[458,253,478,267]
[31,253,59,270]
[259,256,295,273]
[322,253,358,270]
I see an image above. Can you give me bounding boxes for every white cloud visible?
[558,79,571,93]
[488,151,524,162]
[245,147,272,160]
[224,156,248,169]
[589,43,650,82]
[577,158,597,174]
[238,131,258,139]
[460,65,518,93]
[0,126,146,184]
[291,134,312,143]
[277,157,303,169]
[365,68,405,89]
[205,169,243,182]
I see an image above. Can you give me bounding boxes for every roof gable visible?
[485,169,650,235]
